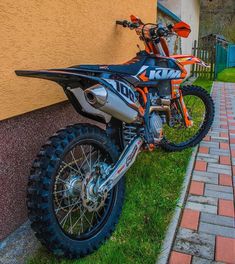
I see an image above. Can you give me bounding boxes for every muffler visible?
[84,84,139,123]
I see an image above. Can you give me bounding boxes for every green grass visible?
[28,78,213,264]
[192,78,213,91]
[217,68,235,83]
[28,149,192,264]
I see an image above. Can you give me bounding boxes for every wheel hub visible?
[81,162,109,212]
[65,175,82,197]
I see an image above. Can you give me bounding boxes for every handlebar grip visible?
[116,20,138,29]
[116,20,124,25]
[116,20,129,27]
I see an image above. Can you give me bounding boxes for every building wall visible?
[158,0,181,18]
[0,0,156,121]
[157,10,181,55]
[158,0,200,74]
[180,0,200,56]
[0,1,157,241]
[0,103,92,241]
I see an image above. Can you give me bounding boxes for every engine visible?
[149,111,163,140]
[123,89,169,145]
[123,111,163,146]
[84,82,168,146]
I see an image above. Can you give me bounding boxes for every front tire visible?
[27,124,125,258]
[161,85,214,151]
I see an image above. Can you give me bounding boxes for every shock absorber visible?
[122,124,138,146]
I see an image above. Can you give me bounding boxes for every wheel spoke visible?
[60,202,78,227]
[93,150,101,167]
[80,145,91,171]
[69,207,87,234]
[56,200,80,215]
[61,161,80,174]
[68,197,73,233]
[89,145,92,170]
[70,150,83,175]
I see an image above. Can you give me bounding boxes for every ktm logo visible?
[149,69,181,80]
[136,66,182,81]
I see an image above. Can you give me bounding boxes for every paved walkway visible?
[169,82,235,264]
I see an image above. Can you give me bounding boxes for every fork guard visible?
[98,136,144,194]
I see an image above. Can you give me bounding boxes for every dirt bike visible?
[15,15,214,258]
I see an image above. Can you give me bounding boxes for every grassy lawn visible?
[217,68,235,83]
[193,78,213,91]
[27,78,212,264]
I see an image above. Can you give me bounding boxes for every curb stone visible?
[0,221,39,264]
[156,80,215,264]
[156,145,198,264]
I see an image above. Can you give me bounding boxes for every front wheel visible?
[27,124,125,258]
[161,85,214,151]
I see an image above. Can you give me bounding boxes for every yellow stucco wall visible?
[0,1,156,121]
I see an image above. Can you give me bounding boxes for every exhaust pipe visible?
[85,85,108,107]
[85,84,139,123]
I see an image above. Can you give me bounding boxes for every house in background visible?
[158,0,200,60]
[157,3,181,55]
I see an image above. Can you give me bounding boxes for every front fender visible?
[170,55,209,67]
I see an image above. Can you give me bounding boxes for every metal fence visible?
[215,43,228,78]
[191,39,234,80]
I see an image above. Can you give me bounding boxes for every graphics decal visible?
[135,66,181,81]
[105,79,136,104]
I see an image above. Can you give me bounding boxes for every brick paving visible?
[169,82,235,264]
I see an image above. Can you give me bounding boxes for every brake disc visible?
[81,162,109,212]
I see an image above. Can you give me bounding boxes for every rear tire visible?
[161,85,214,151]
[27,123,125,258]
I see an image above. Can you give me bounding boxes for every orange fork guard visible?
[179,91,193,127]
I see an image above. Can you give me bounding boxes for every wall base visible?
[0,221,39,264]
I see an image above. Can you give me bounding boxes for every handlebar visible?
[116,20,139,29]
[116,20,172,39]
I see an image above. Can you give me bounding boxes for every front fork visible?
[98,136,143,194]
[178,91,193,127]
[172,80,193,128]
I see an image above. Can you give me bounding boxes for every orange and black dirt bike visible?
[15,15,214,258]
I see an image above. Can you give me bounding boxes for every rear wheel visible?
[27,124,125,258]
[161,85,214,151]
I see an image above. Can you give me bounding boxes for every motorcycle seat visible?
[72,56,146,76]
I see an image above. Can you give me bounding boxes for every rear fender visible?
[170,55,209,67]
[15,69,111,87]
[15,69,113,123]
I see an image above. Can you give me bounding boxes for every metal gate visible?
[227,44,235,67]
[215,43,228,78]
